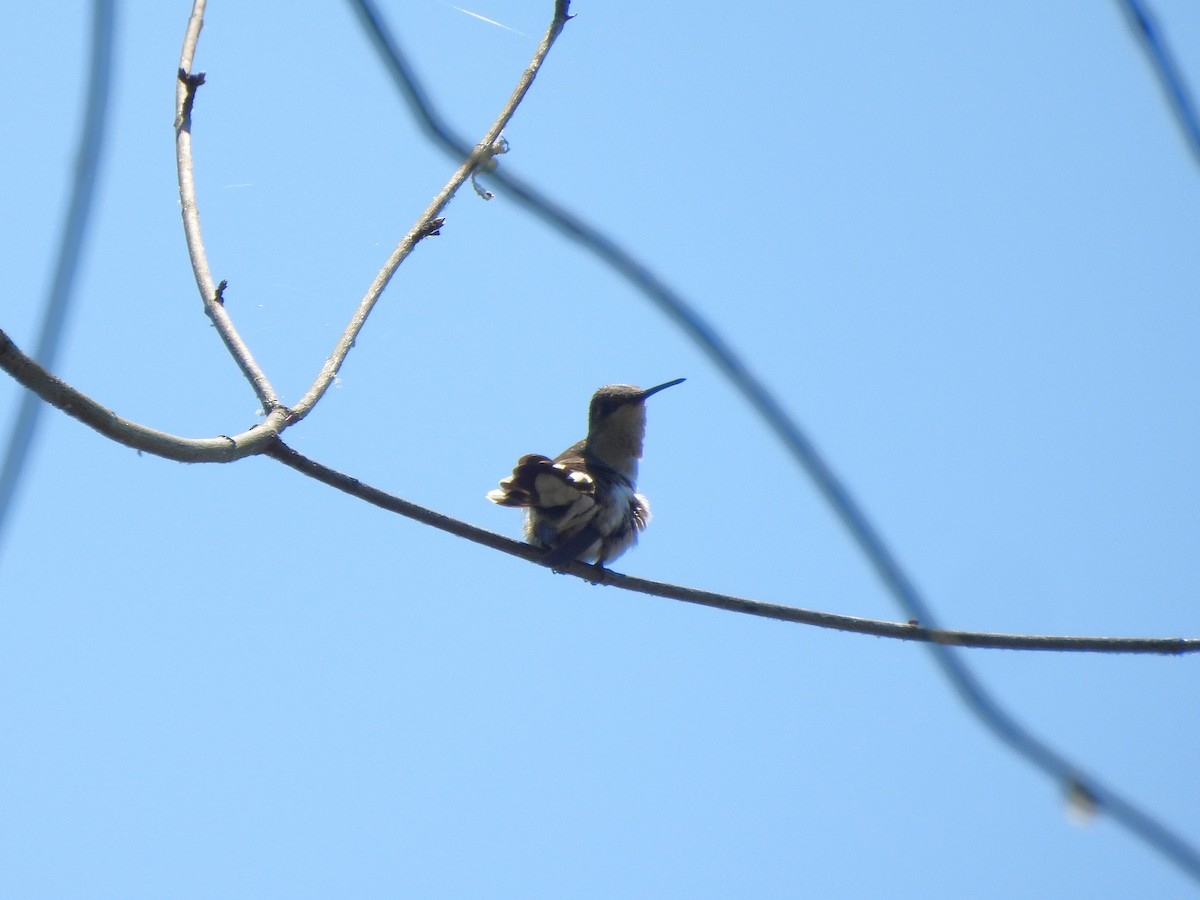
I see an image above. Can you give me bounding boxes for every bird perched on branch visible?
[487,379,685,567]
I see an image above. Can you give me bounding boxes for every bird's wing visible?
[486,454,595,509]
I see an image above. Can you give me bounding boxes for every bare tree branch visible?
[0,329,286,463]
[262,439,1200,656]
[1117,0,1200,168]
[175,0,281,413]
[3,322,1196,655]
[287,1,573,422]
[171,0,571,429]
[2,0,1195,887]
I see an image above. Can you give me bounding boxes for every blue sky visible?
[1,1,1198,897]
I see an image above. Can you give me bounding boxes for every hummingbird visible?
[487,378,685,567]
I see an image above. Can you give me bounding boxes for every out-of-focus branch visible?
[175,0,281,412]
[1117,0,1200,167]
[170,0,569,426]
[287,1,572,421]
[0,0,116,556]
[349,2,1200,881]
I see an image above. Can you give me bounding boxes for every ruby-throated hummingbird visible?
[487,378,685,567]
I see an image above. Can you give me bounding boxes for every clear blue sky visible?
[1,2,1198,897]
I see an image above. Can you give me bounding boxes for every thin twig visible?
[287,1,572,421]
[262,438,1199,656]
[175,0,281,413]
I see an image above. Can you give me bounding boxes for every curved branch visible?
[3,328,1194,654]
[175,0,281,412]
[1117,0,1200,167]
[287,1,572,422]
[262,439,1200,656]
[0,0,116,551]
[0,329,285,463]
[171,0,570,425]
[349,2,1200,882]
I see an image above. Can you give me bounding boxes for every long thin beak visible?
[638,377,686,400]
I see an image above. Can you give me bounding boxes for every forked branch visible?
[5,0,1196,659]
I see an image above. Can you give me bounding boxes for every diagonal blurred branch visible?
[1117,0,1200,168]
[348,0,1200,882]
[264,438,1200,655]
[0,0,116,559]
